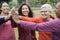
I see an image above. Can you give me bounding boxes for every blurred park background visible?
[0,0,60,40]
[0,0,59,17]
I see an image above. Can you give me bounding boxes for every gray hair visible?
[40,4,53,12]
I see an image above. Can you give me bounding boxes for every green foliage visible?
[16,0,60,7]
[0,0,12,3]
[17,0,26,4]
[9,1,18,9]
[30,0,40,7]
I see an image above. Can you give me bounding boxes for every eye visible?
[7,5,8,7]
[25,8,27,9]
[41,11,48,13]
[22,8,24,10]
[3,5,6,7]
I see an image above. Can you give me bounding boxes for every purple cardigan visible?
[20,19,60,40]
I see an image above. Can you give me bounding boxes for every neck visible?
[43,16,51,21]
[1,12,8,16]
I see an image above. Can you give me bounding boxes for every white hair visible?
[41,4,52,12]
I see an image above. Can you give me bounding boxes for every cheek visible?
[27,10,29,14]
[56,9,60,13]
[1,7,4,10]
[1,7,7,12]
[27,9,29,12]
[22,10,24,13]
[22,10,24,12]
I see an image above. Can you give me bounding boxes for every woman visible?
[18,3,36,40]
[0,2,16,40]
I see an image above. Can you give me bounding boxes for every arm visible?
[20,16,37,22]
[0,15,10,24]
[20,19,60,32]
[20,16,43,23]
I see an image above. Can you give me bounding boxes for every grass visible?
[14,28,18,40]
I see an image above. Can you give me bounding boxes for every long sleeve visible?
[20,16,37,22]
[20,16,43,23]
[20,19,60,32]
[0,17,6,24]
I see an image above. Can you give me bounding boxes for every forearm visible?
[20,16,36,22]
[0,16,10,24]
[20,21,37,30]
[19,19,60,32]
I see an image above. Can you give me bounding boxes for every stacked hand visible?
[11,7,20,24]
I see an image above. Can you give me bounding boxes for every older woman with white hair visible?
[40,4,54,19]
[38,4,55,40]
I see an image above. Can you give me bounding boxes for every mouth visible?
[4,8,9,10]
[23,11,29,14]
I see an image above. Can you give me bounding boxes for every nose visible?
[5,7,9,10]
[24,8,27,11]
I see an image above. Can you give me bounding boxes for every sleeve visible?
[0,17,6,24]
[10,16,18,28]
[19,19,60,32]
[20,16,37,22]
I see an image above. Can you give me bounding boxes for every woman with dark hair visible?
[18,3,33,17]
[0,2,16,40]
[18,3,36,40]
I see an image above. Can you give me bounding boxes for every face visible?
[22,5,29,16]
[55,5,60,18]
[40,8,51,19]
[1,2,9,14]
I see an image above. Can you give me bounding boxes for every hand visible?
[4,14,11,20]
[10,7,20,24]
[12,14,20,24]
[11,7,18,15]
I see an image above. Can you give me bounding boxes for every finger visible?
[11,7,16,15]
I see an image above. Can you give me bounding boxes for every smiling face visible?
[1,2,9,14]
[22,5,29,16]
[55,2,60,18]
[40,7,51,19]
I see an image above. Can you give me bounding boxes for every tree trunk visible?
[26,0,31,6]
[47,0,50,3]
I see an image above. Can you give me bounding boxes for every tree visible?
[17,0,26,4]
[0,0,12,3]
[26,0,31,6]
